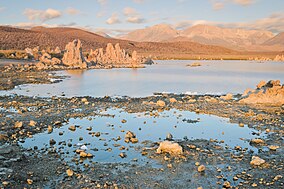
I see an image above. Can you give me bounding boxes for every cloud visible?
[233,0,254,6]
[213,2,224,10]
[123,7,138,16]
[66,7,80,15]
[97,0,107,6]
[133,0,144,3]
[23,8,62,22]
[127,16,145,24]
[174,12,284,33]
[123,7,146,24]
[224,12,284,33]
[11,22,77,29]
[106,13,121,24]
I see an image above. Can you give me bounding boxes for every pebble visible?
[250,156,265,166]
[269,145,280,151]
[198,165,206,172]
[27,179,33,185]
[68,125,76,131]
[48,125,53,133]
[66,169,74,177]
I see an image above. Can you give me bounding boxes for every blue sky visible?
[0,0,284,35]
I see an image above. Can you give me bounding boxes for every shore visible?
[0,92,283,188]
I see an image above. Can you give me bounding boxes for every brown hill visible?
[0,25,238,59]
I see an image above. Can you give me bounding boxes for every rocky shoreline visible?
[0,83,283,188]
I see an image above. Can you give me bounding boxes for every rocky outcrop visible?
[239,80,284,105]
[87,43,153,67]
[274,55,284,61]
[39,53,61,65]
[62,39,88,69]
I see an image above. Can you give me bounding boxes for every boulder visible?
[240,80,284,105]
[156,141,183,155]
[62,39,88,69]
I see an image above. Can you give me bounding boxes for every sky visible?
[0,0,284,36]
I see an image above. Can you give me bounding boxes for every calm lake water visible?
[21,108,265,164]
[1,60,284,97]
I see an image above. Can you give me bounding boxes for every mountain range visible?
[0,25,240,59]
[121,24,284,51]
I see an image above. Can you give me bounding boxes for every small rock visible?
[250,156,265,166]
[223,181,231,188]
[119,152,127,158]
[49,139,56,145]
[48,125,53,133]
[66,169,74,177]
[198,165,206,172]
[156,100,166,107]
[166,133,173,140]
[29,120,36,127]
[14,121,23,128]
[27,179,33,185]
[269,145,279,151]
[250,139,265,145]
[68,125,76,131]
[80,151,88,158]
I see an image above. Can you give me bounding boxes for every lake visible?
[1,60,284,97]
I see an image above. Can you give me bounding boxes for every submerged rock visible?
[156,141,183,155]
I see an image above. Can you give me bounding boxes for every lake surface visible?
[2,60,284,97]
[21,108,265,165]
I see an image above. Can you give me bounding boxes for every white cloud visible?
[127,16,145,24]
[233,0,254,6]
[106,13,121,24]
[174,13,284,33]
[123,7,146,24]
[123,7,138,16]
[66,7,80,15]
[213,2,224,10]
[97,0,107,6]
[23,8,62,22]
[133,0,144,3]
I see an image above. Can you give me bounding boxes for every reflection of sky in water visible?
[1,60,284,97]
[21,109,264,164]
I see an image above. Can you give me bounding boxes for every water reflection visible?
[21,108,265,164]
[1,60,284,97]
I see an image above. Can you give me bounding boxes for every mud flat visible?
[0,89,283,188]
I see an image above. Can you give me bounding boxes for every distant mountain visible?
[263,32,284,46]
[94,31,112,38]
[181,25,274,50]
[120,24,179,42]
[0,26,238,59]
[122,24,280,51]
